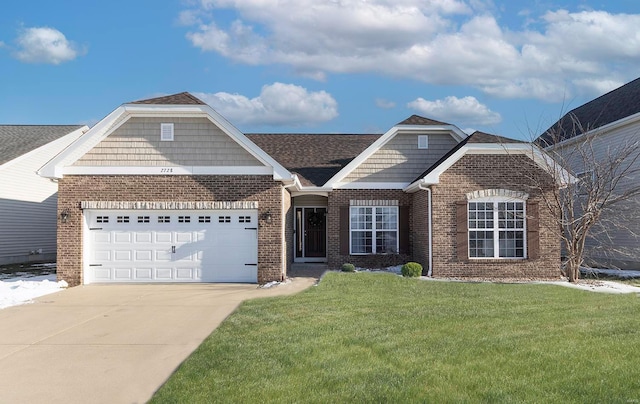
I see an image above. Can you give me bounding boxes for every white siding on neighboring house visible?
[342,133,458,183]
[0,128,85,264]
[552,122,640,269]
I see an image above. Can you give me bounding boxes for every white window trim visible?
[349,206,399,255]
[418,135,429,149]
[160,123,174,141]
[467,197,527,260]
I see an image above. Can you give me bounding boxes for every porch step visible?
[289,263,329,279]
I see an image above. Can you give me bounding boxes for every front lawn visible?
[151,272,640,403]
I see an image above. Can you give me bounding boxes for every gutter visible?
[417,180,433,277]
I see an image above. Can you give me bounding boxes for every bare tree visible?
[535,114,640,282]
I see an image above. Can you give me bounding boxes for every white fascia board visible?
[62,166,273,176]
[333,181,409,189]
[395,124,468,142]
[37,106,129,178]
[290,190,331,197]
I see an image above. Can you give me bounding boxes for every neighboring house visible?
[538,78,640,270]
[38,93,562,286]
[0,125,88,265]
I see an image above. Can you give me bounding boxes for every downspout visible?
[418,181,433,277]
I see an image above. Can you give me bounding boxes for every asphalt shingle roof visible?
[397,115,450,126]
[0,125,84,166]
[130,92,206,105]
[538,77,640,146]
[246,133,381,186]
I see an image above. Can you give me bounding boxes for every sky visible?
[1,1,640,140]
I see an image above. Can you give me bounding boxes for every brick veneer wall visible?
[57,175,285,286]
[430,154,560,279]
[327,189,412,269]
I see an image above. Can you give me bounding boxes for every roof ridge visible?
[129,92,207,105]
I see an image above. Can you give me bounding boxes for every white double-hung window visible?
[350,206,398,254]
[468,200,526,258]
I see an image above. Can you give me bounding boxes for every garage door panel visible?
[135,232,152,243]
[114,232,132,243]
[155,250,172,262]
[114,250,132,261]
[155,232,172,243]
[85,209,259,284]
[155,268,173,280]
[114,268,132,280]
[135,250,152,261]
[135,268,153,280]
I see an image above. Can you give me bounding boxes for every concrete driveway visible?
[0,276,318,404]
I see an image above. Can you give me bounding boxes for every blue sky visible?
[1,0,640,140]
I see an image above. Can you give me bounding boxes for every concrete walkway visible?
[0,275,319,404]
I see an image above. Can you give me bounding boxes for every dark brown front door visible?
[296,207,327,259]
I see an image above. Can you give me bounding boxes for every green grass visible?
[151,272,640,403]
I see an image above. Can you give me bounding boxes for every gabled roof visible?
[0,125,85,166]
[130,92,207,105]
[397,114,450,126]
[38,93,291,180]
[405,131,565,191]
[539,77,640,146]
[246,134,381,187]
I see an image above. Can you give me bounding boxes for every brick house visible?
[38,93,563,286]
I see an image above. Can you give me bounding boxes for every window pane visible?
[499,230,524,258]
[350,207,372,230]
[375,207,397,230]
[468,202,493,230]
[469,231,494,257]
[351,231,372,254]
[376,231,397,254]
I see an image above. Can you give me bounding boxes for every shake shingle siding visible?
[75,117,261,167]
[343,133,458,183]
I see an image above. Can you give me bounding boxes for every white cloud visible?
[194,82,338,126]
[407,95,501,125]
[181,2,640,101]
[14,27,81,64]
[375,98,396,109]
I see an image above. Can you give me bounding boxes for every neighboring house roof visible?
[246,134,381,187]
[130,92,207,105]
[397,115,450,126]
[0,125,85,166]
[539,77,640,146]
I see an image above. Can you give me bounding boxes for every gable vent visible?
[160,123,174,141]
[418,135,429,149]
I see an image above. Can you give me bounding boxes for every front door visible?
[295,207,327,261]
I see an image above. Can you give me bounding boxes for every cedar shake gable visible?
[397,114,450,126]
[0,125,84,166]
[246,133,381,187]
[130,92,207,105]
[538,77,640,146]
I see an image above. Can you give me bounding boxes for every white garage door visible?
[84,209,258,284]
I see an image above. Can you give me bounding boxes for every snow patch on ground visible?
[0,274,68,309]
[260,278,292,289]
[544,280,640,294]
